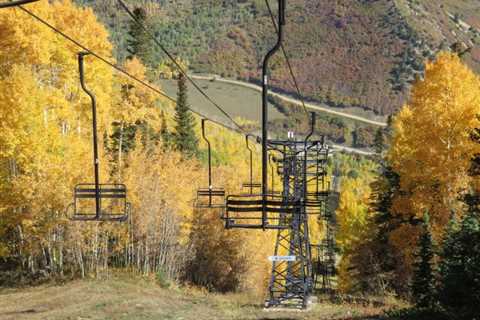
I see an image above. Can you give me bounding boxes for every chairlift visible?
[224,194,300,230]
[69,52,130,222]
[241,134,262,195]
[194,119,225,209]
[223,138,296,229]
[301,113,331,212]
[305,152,330,212]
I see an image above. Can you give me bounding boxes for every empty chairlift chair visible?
[225,193,301,230]
[195,119,225,209]
[306,143,330,211]
[296,112,325,212]
[224,137,301,229]
[69,52,131,222]
[242,134,262,195]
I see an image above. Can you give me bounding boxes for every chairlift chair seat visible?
[223,194,301,229]
[242,182,262,195]
[195,187,226,209]
[70,183,130,222]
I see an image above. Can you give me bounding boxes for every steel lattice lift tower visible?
[221,0,336,309]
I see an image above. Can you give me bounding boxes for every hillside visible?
[76,0,480,116]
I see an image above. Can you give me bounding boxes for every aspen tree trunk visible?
[28,255,34,274]
[104,231,109,278]
[59,236,64,277]
[8,158,17,179]
[52,227,57,274]
[94,223,99,278]
[129,208,134,269]
[137,243,141,270]
[46,244,53,273]
[17,225,26,268]
[78,246,85,278]
[144,236,149,275]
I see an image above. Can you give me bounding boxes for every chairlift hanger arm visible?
[201,119,213,188]
[304,112,316,145]
[268,153,276,195]
[245,134,256,195]
[262,0,286,229]
[245,133,257,152]
[78,52,101,220]
[0,0,38,8]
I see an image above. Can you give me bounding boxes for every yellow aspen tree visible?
[388,52,480,267]
[0,0,117,272]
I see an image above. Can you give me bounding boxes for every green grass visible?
[158,78,380,148]
[158,78,284,124]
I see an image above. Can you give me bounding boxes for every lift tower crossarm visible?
[262,0,285,229]
[78,52,101,220]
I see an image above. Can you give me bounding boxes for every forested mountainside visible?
[75,0,480,116]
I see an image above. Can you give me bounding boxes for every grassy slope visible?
[157,78,284,123]
[0,277,387,320]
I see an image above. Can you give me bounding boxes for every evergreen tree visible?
[109,122,137,155]
[356,165,402,293]
[439,210,480,318]
[411,212,436,309]
[374,128,385,154]
[173,73,198,157]
[126,7,154,65]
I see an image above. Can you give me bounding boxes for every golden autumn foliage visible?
[333,154,378,293]
[390,53,480,226]
[116,57,163,128]
[0,1,117,270]
[0,0,275,295]
[388,52,480,249]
